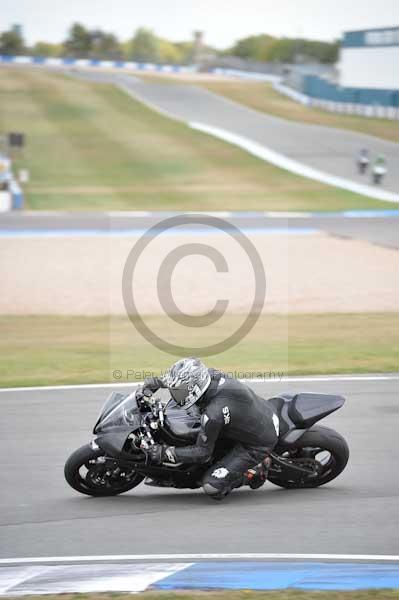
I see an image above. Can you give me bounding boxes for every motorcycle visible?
[372,165,387,185]
[357,158,369,174]
[64,389,349,497]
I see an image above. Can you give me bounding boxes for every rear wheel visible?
[64,444,144,496]
[268,426,349,489]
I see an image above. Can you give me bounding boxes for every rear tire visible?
[269,425,349,489]
[64,444,144,497]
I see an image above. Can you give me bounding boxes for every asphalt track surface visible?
[1,377,399,559]
[1,211,399,249]
[73,71,399,195]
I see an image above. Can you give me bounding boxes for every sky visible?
[3,0,399,48]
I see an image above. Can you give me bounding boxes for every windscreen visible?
[94,392,141,433]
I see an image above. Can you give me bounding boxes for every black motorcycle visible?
[64,389,349,497]
[357,158,369,174]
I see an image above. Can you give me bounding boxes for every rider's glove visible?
[135,386,152,406]
[147,444,176,464]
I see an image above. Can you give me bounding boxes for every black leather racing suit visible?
[142,369,279,496]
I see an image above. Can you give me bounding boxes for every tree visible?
[129,28,159,62]
[89,30,122,59]
[174,41,194,64]
[276,38,339,64]
[32,41,62,57]
[228,34,339,64]
[227,34,275,61]
[64,23,92,57]
[0,29,24,55]
[157,38,184,64]
[267,38,296,63]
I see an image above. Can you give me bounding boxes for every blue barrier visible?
[0,54,195,75]
[303,74,399,108]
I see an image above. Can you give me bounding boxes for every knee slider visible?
[203,482,226,500]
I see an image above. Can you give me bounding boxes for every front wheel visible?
[64,444,144,496]
[268,425,349,489]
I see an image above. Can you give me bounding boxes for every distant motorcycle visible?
[372,155,387,185]
[358,157,369,174]
[64,389,349,497]
[373,165,387,185]
[357,149,370,174]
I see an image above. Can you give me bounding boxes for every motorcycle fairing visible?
[95,431,132,456]
[93,392,141,434]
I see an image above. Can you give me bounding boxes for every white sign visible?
[0,191,11,212]
[18,168,29,183]
[365,29,399,46]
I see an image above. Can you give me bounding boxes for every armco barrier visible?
[304,74,399,108]
[211,67,281,82]
[273,81,399,120]
[0,54,196,75]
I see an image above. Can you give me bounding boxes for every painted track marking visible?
[0,373,399,394]
[2,553,399,565]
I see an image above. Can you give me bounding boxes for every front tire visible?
[64,444,144,497]
[269,425,349,489]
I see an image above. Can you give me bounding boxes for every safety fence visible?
[273,81,399,120]
[207,68,399,120]
[211,67,280,82]
[0,54,195,74]
[304,74,399,107]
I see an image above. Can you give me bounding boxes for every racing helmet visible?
[163,357,211,409]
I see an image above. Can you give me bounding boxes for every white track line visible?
[190,122,399,204]
[0,375,398,393]
[1,553,399,565]
[0,374,398,394]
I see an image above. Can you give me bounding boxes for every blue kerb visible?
[0,227,319,238]
[154,561,399,591]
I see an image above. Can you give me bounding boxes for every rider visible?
[372,154,387,184]
[136,357,279,499]
[357,148,370,174]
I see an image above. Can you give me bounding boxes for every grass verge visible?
[1,313,398,388]
[194,80,399,144]
[0,67,393,211]
[3,591,399,600]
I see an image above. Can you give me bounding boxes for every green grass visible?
[4,590,399,600]
[194,80,399,143]
[1,313,398,387]
[0,68,394,212]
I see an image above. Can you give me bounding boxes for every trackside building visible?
[298,27,399,113]
[339,27,399,90]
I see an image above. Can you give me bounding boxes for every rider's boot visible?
[244,456,271,490]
